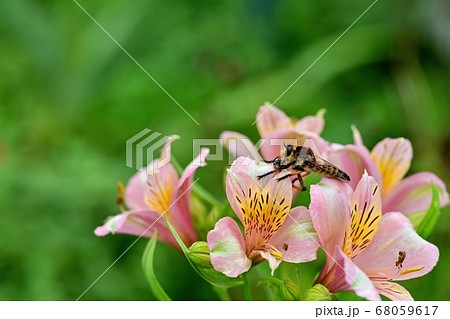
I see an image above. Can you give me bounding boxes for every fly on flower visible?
[257,144,350,191]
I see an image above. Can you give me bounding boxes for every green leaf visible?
[164,215,244,289]
[407,210,426,229]
[141,230,171,301]
[416,182,441,239]
[258,278,284,300]
[305,284,336,301]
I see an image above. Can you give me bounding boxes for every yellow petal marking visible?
[371,138,411,193]
[343,197,382,259]
[238,185,290,252]
[144,172,175,216]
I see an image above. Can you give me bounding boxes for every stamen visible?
[117,181,125,195]
[401,266,424,275]
[116,195,124,212]
[395,251,406,269]
[116,182,125,212]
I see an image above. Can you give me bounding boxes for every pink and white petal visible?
[327,144,383,190]
[143,135,180,175]
[270,206,319,263]
[94,210,178,248]
[348,172,382,257]
[226,170,263,223]
[351,125,367,150]
[124,170,148,210]
[258,250,283,275]
[333,248,381,301]
[352,171,382,216]
[353,212,439,281]
[229,157,274,189]
[309,180,351,260]
[170,148,210,244]
[220,131,263,162]
[373,281,413,301]
[371,138,413,192]
[207,217,251,278]
[294,109,326,135]
[160,135,180,166]
[143,161,179,214]
[177,148,210,189]
[256,103,293,138]
[383,172,450,215]
[262,175,293,211]
[261,128,330,162]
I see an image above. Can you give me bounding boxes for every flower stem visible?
[213,287,231,301]
[242,273,253,301]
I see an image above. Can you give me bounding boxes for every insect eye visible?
[286,144,293,156]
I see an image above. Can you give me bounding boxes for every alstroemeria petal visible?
[333,248,381,301]
[207,217,251,278]
[328,144,383,190]
[94,210,177,247]
[258,250,283,275]
[373,281,413,301]
[124,170,148,210]
[261,128,330,162]
[270,206,319,263]
[220,131,263,161]
[226,171,258,223]
[383,172,450,215]
[170,148,210,244]
[143,161,179,214]
[229,157,275,189]
[126,135,180,211]
[354,212,439,281]
[345,172,382,258]
[310,179,352,259]
[371,138,412,192]
[351,126,366,149]
[256,103,293,138]
[294,109,326,135]
[227,171,293,251]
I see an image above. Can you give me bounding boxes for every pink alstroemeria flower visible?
[95,136,209,249]
[207,158,319,277]
[310,172,439,300]
[328,127,449,215]
[221,103,330,162]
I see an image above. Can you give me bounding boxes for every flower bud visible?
[188,241,213,269]
[305,284,336,301]
[281,278,300,301]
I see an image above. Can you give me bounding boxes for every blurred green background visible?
[1,0,449,300]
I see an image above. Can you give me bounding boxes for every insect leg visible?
[292,173,307,191]
[257,170,277,179]
[276,173,293,181]
[263,159,274,163]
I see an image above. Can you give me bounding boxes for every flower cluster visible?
[95,104,448,301]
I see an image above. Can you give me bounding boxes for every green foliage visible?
[417,182,441,239]
[141,230,171,301]
[0,0,449,300]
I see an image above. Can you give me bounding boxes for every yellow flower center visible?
[238,187,290,253]
[144,172,175,216]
